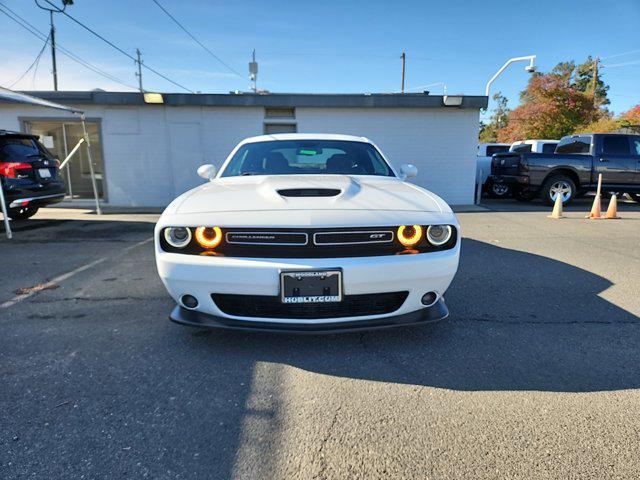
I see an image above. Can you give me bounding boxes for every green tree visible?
[573,56,609,105]
[479,93,509,142]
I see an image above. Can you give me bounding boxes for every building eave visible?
[16,91,488,109]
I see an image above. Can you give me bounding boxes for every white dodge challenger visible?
[155,133,460,332]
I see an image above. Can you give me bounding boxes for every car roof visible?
[523,139,558,144]
[240,133,372,144]
[0,130,37,139]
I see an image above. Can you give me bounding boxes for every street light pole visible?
[485,55,537,98]
[35,0,74,91]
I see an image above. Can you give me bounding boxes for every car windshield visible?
[0,137,49,162]
[220,140,396,177]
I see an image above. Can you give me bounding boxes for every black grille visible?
[226,231,308,245]
[212,291,409,319]
[161,226,457,258]
[314,230,393,245]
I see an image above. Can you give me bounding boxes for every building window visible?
[265,107,295,119]
[264,123,297,134]
[24,120,106,200]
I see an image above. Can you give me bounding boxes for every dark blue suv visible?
[0,130,65,219]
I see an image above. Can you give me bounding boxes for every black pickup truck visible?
[489,133,640,205]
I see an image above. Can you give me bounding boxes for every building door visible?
[24,120,106,200]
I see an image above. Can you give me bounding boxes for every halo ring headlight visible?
[426,225,452,246]
[164,227,192,248]
[397,225,423,247]
[195,226,223,249]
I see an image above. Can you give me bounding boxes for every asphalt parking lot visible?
[2,198,640,479]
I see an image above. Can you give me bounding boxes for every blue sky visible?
[0,0,638,118]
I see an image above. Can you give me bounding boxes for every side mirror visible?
[400,164,418,180]
[197,164,217,181]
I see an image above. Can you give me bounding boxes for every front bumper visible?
[170,298,449,333]
[156,244,460,330]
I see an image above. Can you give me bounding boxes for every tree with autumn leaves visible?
[480,57,639,143]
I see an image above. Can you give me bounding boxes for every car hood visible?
[174,175,444,214]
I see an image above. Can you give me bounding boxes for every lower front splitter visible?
[169,298,449,334]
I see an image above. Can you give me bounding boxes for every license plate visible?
[280,270,342,304]
[38,168,52,178]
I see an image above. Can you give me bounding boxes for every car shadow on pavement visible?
[195,238,640,394]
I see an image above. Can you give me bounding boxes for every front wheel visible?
[8,206,39,220]
[513,188,535,202]
[541,175,576,206]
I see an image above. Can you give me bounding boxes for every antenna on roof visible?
[249,49,258,93]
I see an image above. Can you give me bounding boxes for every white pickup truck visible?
[478,139,559,198]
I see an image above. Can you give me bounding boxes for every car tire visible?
[8,206,39,220]
[541,175,576,206]
[513,188,535,202]
[485,181,511,199]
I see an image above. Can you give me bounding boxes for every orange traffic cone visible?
[588,173,604,219]
[604,194,621,219]
[587,194,603,219]
[547,193,564,219]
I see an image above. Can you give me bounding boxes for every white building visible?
[0,91,487,207]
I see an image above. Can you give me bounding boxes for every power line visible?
[1,3,133,88]
[42,0,194,92]
[0,3,138,90]
[9,31,50,88]
[31,37,45,89]
[602,59,640,69]
[601,49,640,60]
[151,0,244,79]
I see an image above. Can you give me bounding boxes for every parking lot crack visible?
[315,403,343,479]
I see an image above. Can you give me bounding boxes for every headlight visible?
[397,225,423,247]
[426,225,452,246]
[164,227,192,248]
[195,226,223,249]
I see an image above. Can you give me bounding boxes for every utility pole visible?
[135,48,144,93]
[35,0,73,91]
[400,51,406,93]
[49,10,58,90]
[592,57,599,106]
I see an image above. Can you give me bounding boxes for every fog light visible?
[181,294,198,309]
[397,225,423,247]
[195,226,223,249]
[421,291,438,306]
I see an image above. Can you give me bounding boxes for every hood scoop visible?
[277,188,342,198]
